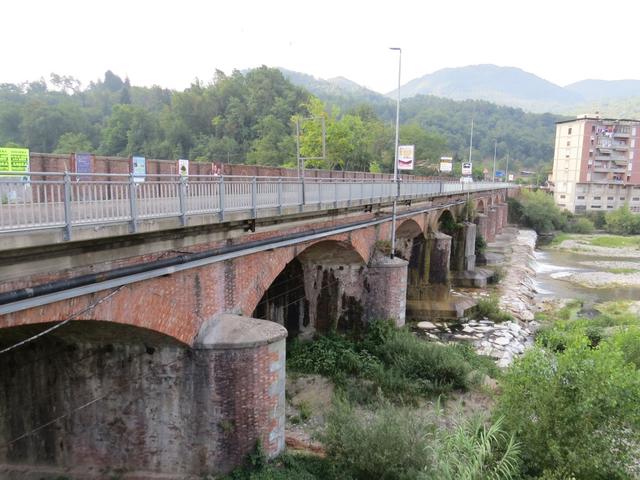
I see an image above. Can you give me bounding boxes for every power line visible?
[0,286,123,356]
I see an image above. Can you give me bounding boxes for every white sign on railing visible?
[178,159,189,176]
[132,156,146,183]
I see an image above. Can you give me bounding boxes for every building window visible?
[560,195,566,199]
[565,155,570,158]
[577,196,585,200]
[566,141,571,146]
[608,197,614,200]
[593,196,601,200]
[568,127,572,135]
[591,125,596,132]
[621,197,626,200]
[591,205,601,208]
[633,197,640,201]
[608,206,614,209]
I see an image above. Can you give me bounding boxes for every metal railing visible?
[0,172,510,239]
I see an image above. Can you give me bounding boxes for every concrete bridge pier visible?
[450,222,489,288]
[0,315,287,479]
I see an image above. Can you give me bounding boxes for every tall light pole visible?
[390,47,401,259]
[492,139,497,182]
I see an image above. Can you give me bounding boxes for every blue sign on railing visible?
[495,170,505,177]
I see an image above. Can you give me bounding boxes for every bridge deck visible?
[0,172,509,244]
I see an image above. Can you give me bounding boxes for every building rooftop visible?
[556,115,640,125]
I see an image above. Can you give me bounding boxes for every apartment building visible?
[550,115,640,213]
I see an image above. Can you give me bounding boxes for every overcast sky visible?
[5,0,640,93]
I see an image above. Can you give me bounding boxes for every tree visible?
[496,338,640,478]
[54,132,93,153]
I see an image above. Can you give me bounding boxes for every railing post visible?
[251,176,257,218]
[334,182,338,209]
[63,172,72,241]
[219,176,225,222]
[319,180,322,206]
[128,173,138,233]
[348,181,352,207]
[301,177,306,212]
[179,176,187,226]
[277,177,283,215]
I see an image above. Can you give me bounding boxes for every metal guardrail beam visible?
[0,172,511,240]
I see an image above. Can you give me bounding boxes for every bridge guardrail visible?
[0,172,511,239]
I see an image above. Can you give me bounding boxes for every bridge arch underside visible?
[0,318,286,478]
[252,240,369,336]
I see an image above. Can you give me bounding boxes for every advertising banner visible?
[178,159,189,177]
[132,156,146,182]
[462,162,473,176]
[398,145,414,170]
[0,147,29,178]
[439,156,453,173]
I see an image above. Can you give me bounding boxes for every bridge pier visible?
[365,256,408,327]
[0,315,286,479]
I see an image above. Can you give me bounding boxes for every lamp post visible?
[390,47,401,259]
[492,139,497,182]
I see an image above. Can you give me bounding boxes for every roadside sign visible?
[178,159,189,176]
[0,147,29,178]
[462,162,472,176]
[398,145,414,170]
[132,156,146,182]
[439,156,453,172]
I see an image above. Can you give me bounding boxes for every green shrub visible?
[475,233,487,256]
[324,399,435,479]
[476,296,513,323]
[496,339,640,479]
[507,197,524,224]
[325,400,520,480]
[287,334,381,381]
[429,415,521,480]
[288,320,493,402]
[563,216,595,234]
[604,204,640,235]
[609,327,640,369]
[518,190,566,234]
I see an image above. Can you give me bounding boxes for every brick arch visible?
[396,218,424,240]
[434,208,456,232]
[476,198,486,214]
[243,238,366,316]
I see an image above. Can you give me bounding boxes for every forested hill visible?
[0,67,563,174]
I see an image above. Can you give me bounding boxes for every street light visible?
[390,47,401,259]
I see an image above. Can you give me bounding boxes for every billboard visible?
[439,156,453,173]
[0,147,29,178]
[132,156,146,182]
[462,162,472,176]
[178,159,189,176]
[397,145,414,170]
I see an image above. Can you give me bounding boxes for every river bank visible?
[415,227,542,367]
[545,234,640,290]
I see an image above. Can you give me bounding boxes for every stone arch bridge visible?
[0,173,514,479]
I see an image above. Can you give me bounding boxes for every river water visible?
[533,247,640,306]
